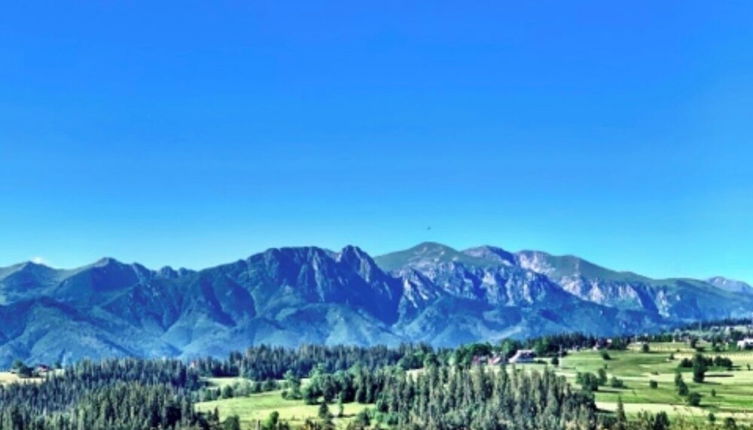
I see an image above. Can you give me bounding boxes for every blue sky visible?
[1,1,751,281]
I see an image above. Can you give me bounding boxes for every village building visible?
[592,338,613,351]
[34,364,51,375]
[509,349,536,364]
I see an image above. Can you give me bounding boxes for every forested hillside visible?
[8,322,753,430]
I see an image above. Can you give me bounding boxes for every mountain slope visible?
[511,249,753,320]
[707,276,753,295]
[0,242,750,367]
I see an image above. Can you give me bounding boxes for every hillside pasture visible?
[196,378,370,428]
[197,342,753,427]
[552,342,753,423]
[0,371,44,385]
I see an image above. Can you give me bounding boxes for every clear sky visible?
[1,1,751,282]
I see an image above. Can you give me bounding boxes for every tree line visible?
[0,359,214,430]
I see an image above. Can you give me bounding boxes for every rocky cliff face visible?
[0,242,750,367]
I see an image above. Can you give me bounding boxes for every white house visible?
[737,338,753,349]
[509,349,536,364]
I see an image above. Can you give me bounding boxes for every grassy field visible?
[0,371,44,385]
[199,341,753,427]
[514,341,753,424]
[195,378,370,429]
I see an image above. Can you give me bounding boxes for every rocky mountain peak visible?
[1,242,751,368]
[337,245,380,279]
[463,245,516,265]
[93,257,122,267]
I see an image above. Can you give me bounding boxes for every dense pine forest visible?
[4,321,753,430]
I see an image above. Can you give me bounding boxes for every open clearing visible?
[195,381,369,428]
[0,371,44,385]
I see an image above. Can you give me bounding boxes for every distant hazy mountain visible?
[707,276,753,295]
[0,242,750,367]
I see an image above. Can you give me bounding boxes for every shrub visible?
[221,385,234,399]
[677,381,689,396]
[354,409,370,427]
[687,392,701,407]
[713,355,733,369]
[576,372,600,392]
[262,411,279,430]
[724,417,737,429]
[649,380,658,389]
[692,353,707,383]
[223,415,241,430]
[597,368,608,385]
[11,360,32,378]
[610,376,625,388]
[675,373,689,396]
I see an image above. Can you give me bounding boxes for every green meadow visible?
[198,341,753,427]
[516,341,753,424]
[195,381,370,428]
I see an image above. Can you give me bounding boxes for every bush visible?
[11,360,32,378]
[262,379,279,391]
[675,373,689,396]
[649,380,658,389]
[678,381,689,396]
[692,354,707,383]
[223,415,241,430]
[687,392,701,407]
[610,376,625,388]
[576,372,600,392]
[597,368,608,385]
[262,411,279,430]
[641,343,650,353]
[221,385,234,399]
[724,417,737,429]
[713,355,733,369]
[601,351,611,360]
[354,409,370,427]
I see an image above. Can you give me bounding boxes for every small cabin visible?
[34,364,51,375]
[509,349,535,364]
[592,338,613,351]
[737,338,753,349]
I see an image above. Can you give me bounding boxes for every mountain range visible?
[0,242,751,367]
